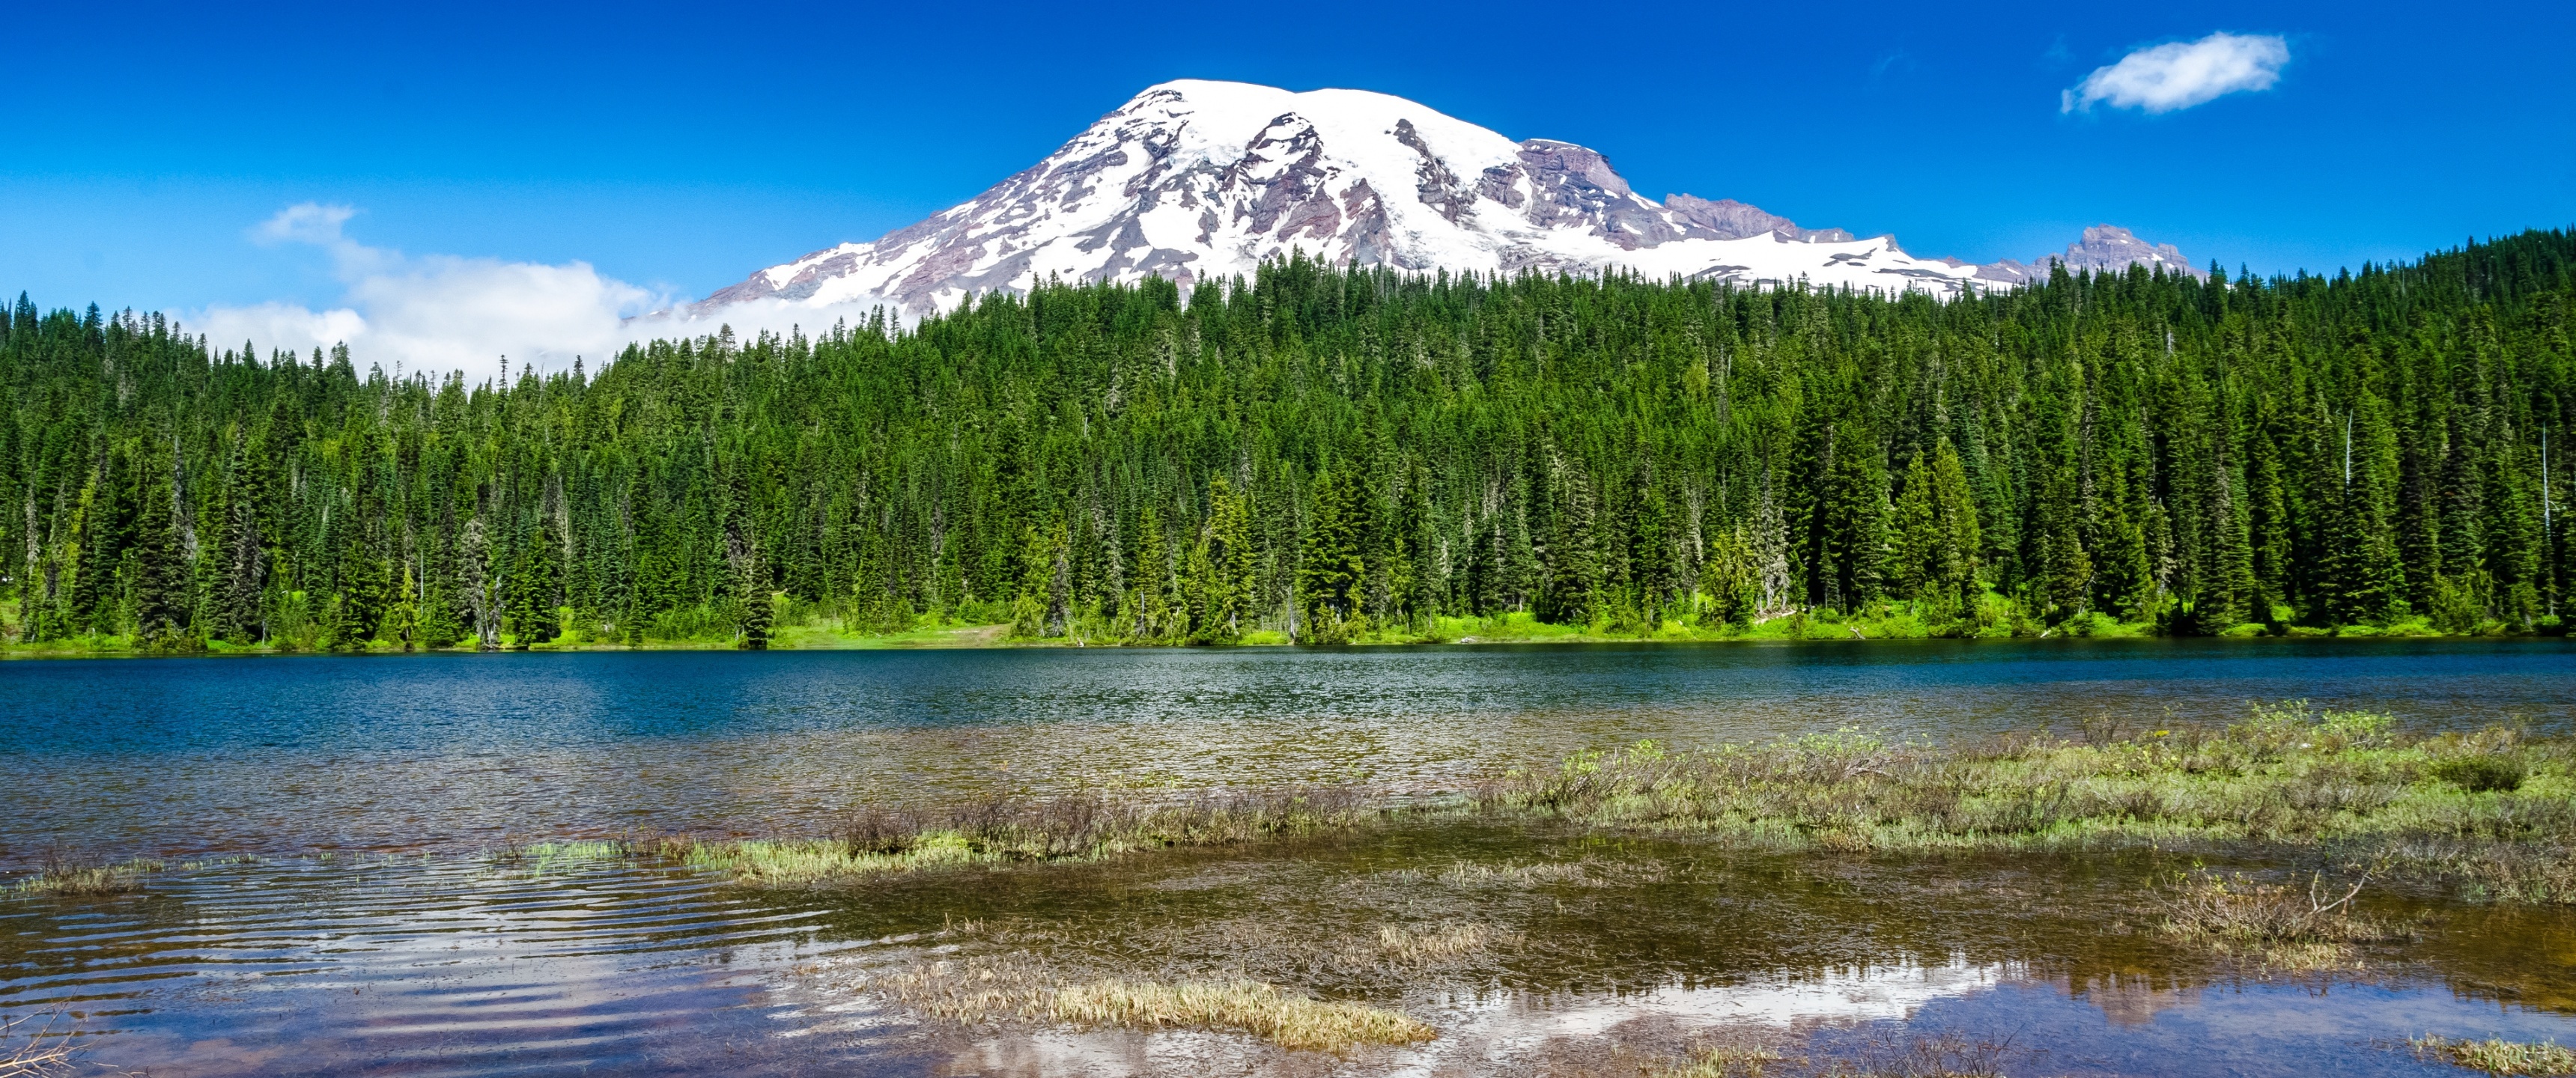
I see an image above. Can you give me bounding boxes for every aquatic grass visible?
[871,957,1433,1053]
[678,789,1379,886]
[10,851,165,896]
[1477,702,2576,902]
[1366,922,1519,963]
[598,701,2576,905]
[490,840,634,879]
[1651,1044,1787,1078]
[1647,1032,2016,1077]
[1048,978,1435,1052]
[1410,856,1668,889]
[2411,1035,2576,1076]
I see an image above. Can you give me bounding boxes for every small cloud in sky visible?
[190,204,896,384]
[251,202,356,246]
[2061,31,2288,115]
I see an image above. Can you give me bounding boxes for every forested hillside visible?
[3,230,2570,650]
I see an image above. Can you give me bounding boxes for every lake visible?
[3,638,2572,1076]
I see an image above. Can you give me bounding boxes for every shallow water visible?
[7,825,2576,1076]
[4,639,2570,862]
[4,639,2575,1074]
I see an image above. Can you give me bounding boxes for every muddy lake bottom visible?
[7,820,2576,1077]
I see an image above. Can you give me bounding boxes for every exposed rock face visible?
[1975,225,2206,284]
[1663,195,1856,243]
[696,82,2202,320]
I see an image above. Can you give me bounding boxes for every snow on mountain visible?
[1973,225,2206,286]
[697,81,2197,320]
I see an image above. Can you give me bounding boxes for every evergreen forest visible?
[2,228,2571,651]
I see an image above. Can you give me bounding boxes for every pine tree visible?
[461,517,499,650]
[1127,507,1175,643]
[1889,451,1939,602]
[1297,466,1365,642]
[213,438,266,643]
[1188,475,1254,642]
[2035,457,2092,624]
[133,459,192,647]
[736,538,771,649]
[511,514,564,645]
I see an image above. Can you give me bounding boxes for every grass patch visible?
[1477,702,2576,903]
[2412,1035,2576,1076]
[1366,922,1519,963]
[872,957,1432,1053]
[674,789,1379,886]
[1050,978,1433,1052]
[1647,1032,2016,1077]
[9,850,165,896]
[2432,755,2528,794]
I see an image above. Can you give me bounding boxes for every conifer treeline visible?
[2,229,2570,649]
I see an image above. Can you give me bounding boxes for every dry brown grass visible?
[1049,978,1434,1052]
[1648,1032,2015,1078]
[870,957,1433,1053]
[2160,870,2408,969]
[0,1014,76,1078]
[1367,922,1519,963]
[2411,1035,2576,1076]
[1652,1044,1788,1077]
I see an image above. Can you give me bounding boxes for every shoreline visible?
[0,616,2563,660]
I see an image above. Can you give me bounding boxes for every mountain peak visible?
[697,84,2203,319]
[1975,223,2207,285]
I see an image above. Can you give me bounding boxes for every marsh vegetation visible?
[2412,1035,2576,1077]
[16,701,2576,1071]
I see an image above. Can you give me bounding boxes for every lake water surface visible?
[6,638,2572,862]
[4,639,2573,1076]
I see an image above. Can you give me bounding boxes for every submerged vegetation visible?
[460,703,2576,910]
[536,790,1380,887]
[407,702,2576,934]
[2413,1035,2576,1077]
[875,958,1434,1053]
[1482,702,2576,901]
[4,229,2573,652]
[7,852,164,896]
[13,702,2576,1062]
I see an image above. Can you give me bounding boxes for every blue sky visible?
[3,0,2569,331]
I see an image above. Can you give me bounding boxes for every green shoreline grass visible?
[7,594,2562,656]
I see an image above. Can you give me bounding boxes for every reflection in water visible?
[4,641,2575,1074]
[0,857,889,1076]
[4,832,2576,1077]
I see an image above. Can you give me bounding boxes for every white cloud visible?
[186,204,902,386]
[2062,31,2289,115]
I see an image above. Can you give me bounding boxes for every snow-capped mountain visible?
[700,80,2198,319]
[1974,225,2205,286]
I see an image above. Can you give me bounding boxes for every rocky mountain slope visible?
[699,81,2200,319]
